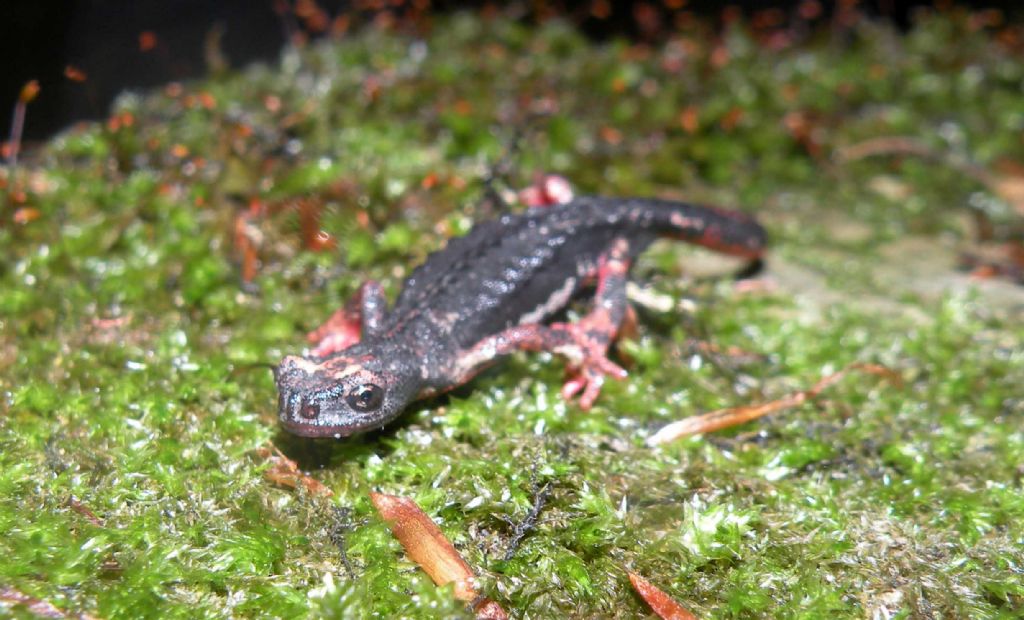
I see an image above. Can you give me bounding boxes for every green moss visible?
[1,10,1023,619]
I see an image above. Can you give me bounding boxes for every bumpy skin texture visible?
[275,196,766,437]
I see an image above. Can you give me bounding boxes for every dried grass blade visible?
[370,492,507,619]
[648,363,899,446]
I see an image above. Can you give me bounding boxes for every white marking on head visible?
[291,357,324,375]
[331,363,365,379]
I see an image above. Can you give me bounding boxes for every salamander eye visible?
[346,384,384,412]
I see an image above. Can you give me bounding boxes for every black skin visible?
[275,196,766,437]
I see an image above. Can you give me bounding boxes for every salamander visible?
[274,194,766,437]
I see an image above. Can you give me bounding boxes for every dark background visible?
[1,1,1020,144]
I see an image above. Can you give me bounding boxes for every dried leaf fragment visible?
[648,363,899,446]
[370,492,473,595]
[992,168,1024,216]
[627,572,698,620]
[296,197,336,252]
[138,31,158,52]
[370,492,507,619]
[0,586,98,620]
[19,80,40,104]
[12,208,41,225]
[233,201,263,283]
[259,445,333,498]
[64,66,88,82]
[67,497,103,527]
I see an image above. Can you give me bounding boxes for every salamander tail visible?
[613,197,767,260]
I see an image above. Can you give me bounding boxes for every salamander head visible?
[274,352,418,437]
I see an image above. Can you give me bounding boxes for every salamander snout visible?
[273,354,415,438]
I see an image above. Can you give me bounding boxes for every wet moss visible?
[2,10,1023,619]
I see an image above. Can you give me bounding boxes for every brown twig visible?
[501,477,551,562]
[328,506,358,580]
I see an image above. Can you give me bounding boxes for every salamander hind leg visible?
[307,280,387,357]
[550,237,632,409]
[449,238,633,409]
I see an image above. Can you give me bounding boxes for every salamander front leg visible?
[518,174,575,207]
[307,280,387,357]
